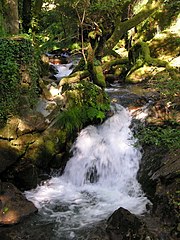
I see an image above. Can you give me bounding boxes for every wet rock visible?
[138,145,166,198]
[106,207,154,240]
[0,142,25,174]
[0,182,37,225]
[0,214,57,240]
[13,163,38,190]
[138,147,180,239]
[81,221,109,240]
[0,114,47,139]
[49,152,66,170]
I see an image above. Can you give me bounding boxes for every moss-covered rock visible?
[0,141,24,174]
[126,66,163,83]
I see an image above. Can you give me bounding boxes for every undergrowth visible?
[137,124,180,150]
[54,81,110,134]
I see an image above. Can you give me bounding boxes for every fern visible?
[55,107,84,133]
[55,81,110,135]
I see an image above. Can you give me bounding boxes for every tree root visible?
[127,41,178,81]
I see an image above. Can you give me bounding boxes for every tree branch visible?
[105,0,160,50]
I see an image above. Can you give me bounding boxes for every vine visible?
[0,37,40,125]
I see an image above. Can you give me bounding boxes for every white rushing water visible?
[25,104,149,238]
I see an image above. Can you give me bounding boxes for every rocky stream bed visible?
[0,66,179,239]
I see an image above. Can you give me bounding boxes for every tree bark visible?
[3,0,19,34]
[105,0,159,50]
[33,0,43,16]
[0,1,5,35]
[22,0,32,33]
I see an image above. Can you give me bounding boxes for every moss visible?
[140,41,178,81]
[126,65,155,83]
[126,41,178,82]
[0,37,40,125]
[93,65,106,88]
[55,81,110,134]
[105,0,160,50]
[45,140,56,155]
[60,70,90,88]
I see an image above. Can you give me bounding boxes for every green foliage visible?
[30,0,131,52]
[136,0,180,41]
[90,0,127,13]
[157,77,180,101]
[148,68,180,102]
[137,125,180,150]
[55,81,110,134]
[0,37,39,124]
[160,0,180,29]
[55,106,85,134]
[33,2,78,51]
[2,207,9,214]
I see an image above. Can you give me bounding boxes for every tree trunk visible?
[22,0,32,33]
[105,0,159,51]
[0,1,5,35]
[33,0,43,16]
[3,0,19,34]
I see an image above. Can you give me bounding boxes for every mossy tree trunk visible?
[105,0,160,51]
[81,0,160,86]
[87,27,106,88]
[33,0,43,16]
[0,1,5,35]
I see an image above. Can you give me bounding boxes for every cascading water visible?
[25,104,149,239]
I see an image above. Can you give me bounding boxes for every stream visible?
[25,103,149,239]
[22,53,150,239]
[0,58,152,240]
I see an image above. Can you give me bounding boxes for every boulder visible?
[106,207,153,240]
[0,182,37,225]
[138,147,180,239]
[0,142,24,174]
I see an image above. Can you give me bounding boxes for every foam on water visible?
[25,104,149,238]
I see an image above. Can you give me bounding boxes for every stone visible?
[0,142,23,174]
[13,163,38,190]
[106,207,153,240]
[126,66,164,83]
[0,182,37,225]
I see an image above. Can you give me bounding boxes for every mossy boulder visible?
[126,66,150,83]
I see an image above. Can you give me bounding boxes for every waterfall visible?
[25,104,149,238]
